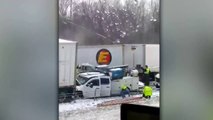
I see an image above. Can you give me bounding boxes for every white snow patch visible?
[59,97,121,113]
[59,90,160,120]
[59,94,151,113]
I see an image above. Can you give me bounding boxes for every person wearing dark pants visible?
[143,65,151,86]
[120,84,130,98]
[143,74,149,86]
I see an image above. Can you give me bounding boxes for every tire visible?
[76,91,84,98]
[59,92,66,103]
[156,83,160,88]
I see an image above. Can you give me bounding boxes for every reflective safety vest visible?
[144,68,151,74]
[121,85,127,90]
[143,86,152,97]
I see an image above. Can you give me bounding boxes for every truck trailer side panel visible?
[59,39,77,87]
[77,44,159,71]
[123,44,145,68]
[145,44,160,72]
[77,45,123,66]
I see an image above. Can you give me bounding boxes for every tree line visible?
[59,0,159,45]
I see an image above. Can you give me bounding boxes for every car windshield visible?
[76,76,90,85]
[78,65,96,73]
[96,67,110,73]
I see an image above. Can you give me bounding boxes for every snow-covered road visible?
[59,89,159,120]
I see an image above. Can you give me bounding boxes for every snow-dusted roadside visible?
[59,89,159,120]
[59,96,122,113]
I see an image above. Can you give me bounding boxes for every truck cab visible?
[76,72,143,98]
[76,72,111,98]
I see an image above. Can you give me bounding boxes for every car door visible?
[84,78,101,98]
[100,77,111,97]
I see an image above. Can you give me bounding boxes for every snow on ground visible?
[59,96,121,113]
[59,89,159,120]
[133,90,160,107]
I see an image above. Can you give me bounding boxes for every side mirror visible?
[86,83,90,87]
[89,83,93,88]
[87,83,93,88]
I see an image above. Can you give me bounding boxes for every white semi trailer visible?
[123,44,146,68]
[77,45,124,66]
[145,44,160,72]
[77,44,159,71]
[59,39,77,102]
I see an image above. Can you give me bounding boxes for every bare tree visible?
[59,0,160,45]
